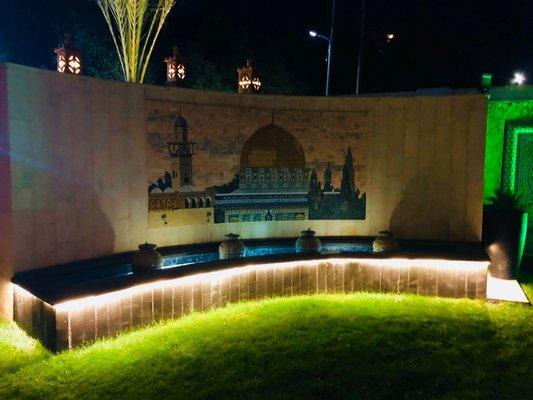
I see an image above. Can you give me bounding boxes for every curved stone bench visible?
[14,254,488,351]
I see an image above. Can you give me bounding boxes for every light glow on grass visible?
[0,305,48,377]
[1,293,532,400]
[0,318,41,353]
[53,258,488,313]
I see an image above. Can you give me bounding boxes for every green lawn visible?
[0,293,531,400]
[0,317,48,378]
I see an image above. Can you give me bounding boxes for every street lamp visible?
[510,72,526,86]
[308,0,336,96]
[308,30,328,41]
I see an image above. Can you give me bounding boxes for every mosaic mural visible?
[146,103,367,228]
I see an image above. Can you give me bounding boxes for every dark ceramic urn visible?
[132,243,163,273]
[483,210,528,279]
[295,229,321,253]
[219,233,246,260]
[372,231,399,253]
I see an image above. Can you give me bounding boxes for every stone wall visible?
[0,65,14,317]
[0,63,487,316]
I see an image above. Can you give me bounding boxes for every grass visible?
[0,318,48,377]
[0,293,531,400]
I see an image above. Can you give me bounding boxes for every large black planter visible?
[482,209,528,279]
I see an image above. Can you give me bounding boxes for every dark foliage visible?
[308,147,365,220]
[323,162,333,192]
[308,168,321,211]
[486,188,527,213]
[212,174,240,194]
[340,146,356,202]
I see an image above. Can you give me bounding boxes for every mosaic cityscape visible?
[148,113,366,226]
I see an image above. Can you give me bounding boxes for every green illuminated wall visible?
[484,97,533,200]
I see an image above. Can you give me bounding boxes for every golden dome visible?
[240,124,306,168]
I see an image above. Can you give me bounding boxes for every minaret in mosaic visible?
[167,113,195,191]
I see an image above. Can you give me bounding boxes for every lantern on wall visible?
[54,34,82,75]
[237,59,261,94]
[164,47,186,86]
[252,77,262,91]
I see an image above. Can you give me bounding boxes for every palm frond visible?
[95,0,176,83]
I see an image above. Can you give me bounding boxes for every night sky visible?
[0,0,531,95]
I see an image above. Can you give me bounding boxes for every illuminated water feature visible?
[46,242,372,285]
[13,239,500,351]
[162,242,371,269]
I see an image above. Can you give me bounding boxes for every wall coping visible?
[2,62,487,114]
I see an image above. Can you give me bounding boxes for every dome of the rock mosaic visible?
[240,124,306,168]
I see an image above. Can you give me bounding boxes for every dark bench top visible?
[12,237,488,305]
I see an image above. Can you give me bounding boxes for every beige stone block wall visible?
[5,65,149,273]
[2,64,487,280]
[364,94,486,241]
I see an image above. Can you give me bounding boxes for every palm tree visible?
[95,0,175,83]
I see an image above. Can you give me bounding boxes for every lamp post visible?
[237,59,261,94]
[54,34,82,75]
[309,0,336,96]
[164,46,186,86]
